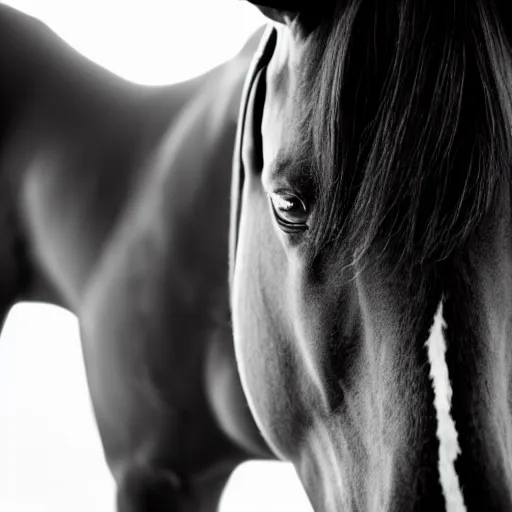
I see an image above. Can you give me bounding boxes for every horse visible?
[2,0,512,510]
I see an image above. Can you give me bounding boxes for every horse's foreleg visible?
[78,253,249,512]
[116,462,235,512]
[78,299,245,512]
[115,465,181,512]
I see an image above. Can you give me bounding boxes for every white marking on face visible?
[426,300,467,512]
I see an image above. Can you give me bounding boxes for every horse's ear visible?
[245,1,300,23]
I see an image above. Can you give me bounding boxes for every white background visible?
[0,1,312,511]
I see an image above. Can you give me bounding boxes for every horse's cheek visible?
[232,271,300,459]
[232,195,301,457]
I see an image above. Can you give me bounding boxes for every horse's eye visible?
[269,192,309,233]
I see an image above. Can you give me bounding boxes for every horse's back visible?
[0,3,262,310]
[0,3,169,308]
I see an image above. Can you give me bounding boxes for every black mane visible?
[299,0,512,271]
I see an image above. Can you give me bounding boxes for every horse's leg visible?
[79,290,248,512]
[78,235,256,512]
[0,284,15,334]
[0,219,27,335]
[116,461,237,512]
[112,327,271,512]
[0,301,14,339]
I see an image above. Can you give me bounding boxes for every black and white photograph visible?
[1,1,509,511]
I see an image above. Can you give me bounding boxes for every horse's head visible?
[232,1,512,510]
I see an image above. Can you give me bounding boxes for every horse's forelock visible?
[300,0,512,271]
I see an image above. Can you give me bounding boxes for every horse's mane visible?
[298,0,512,271]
